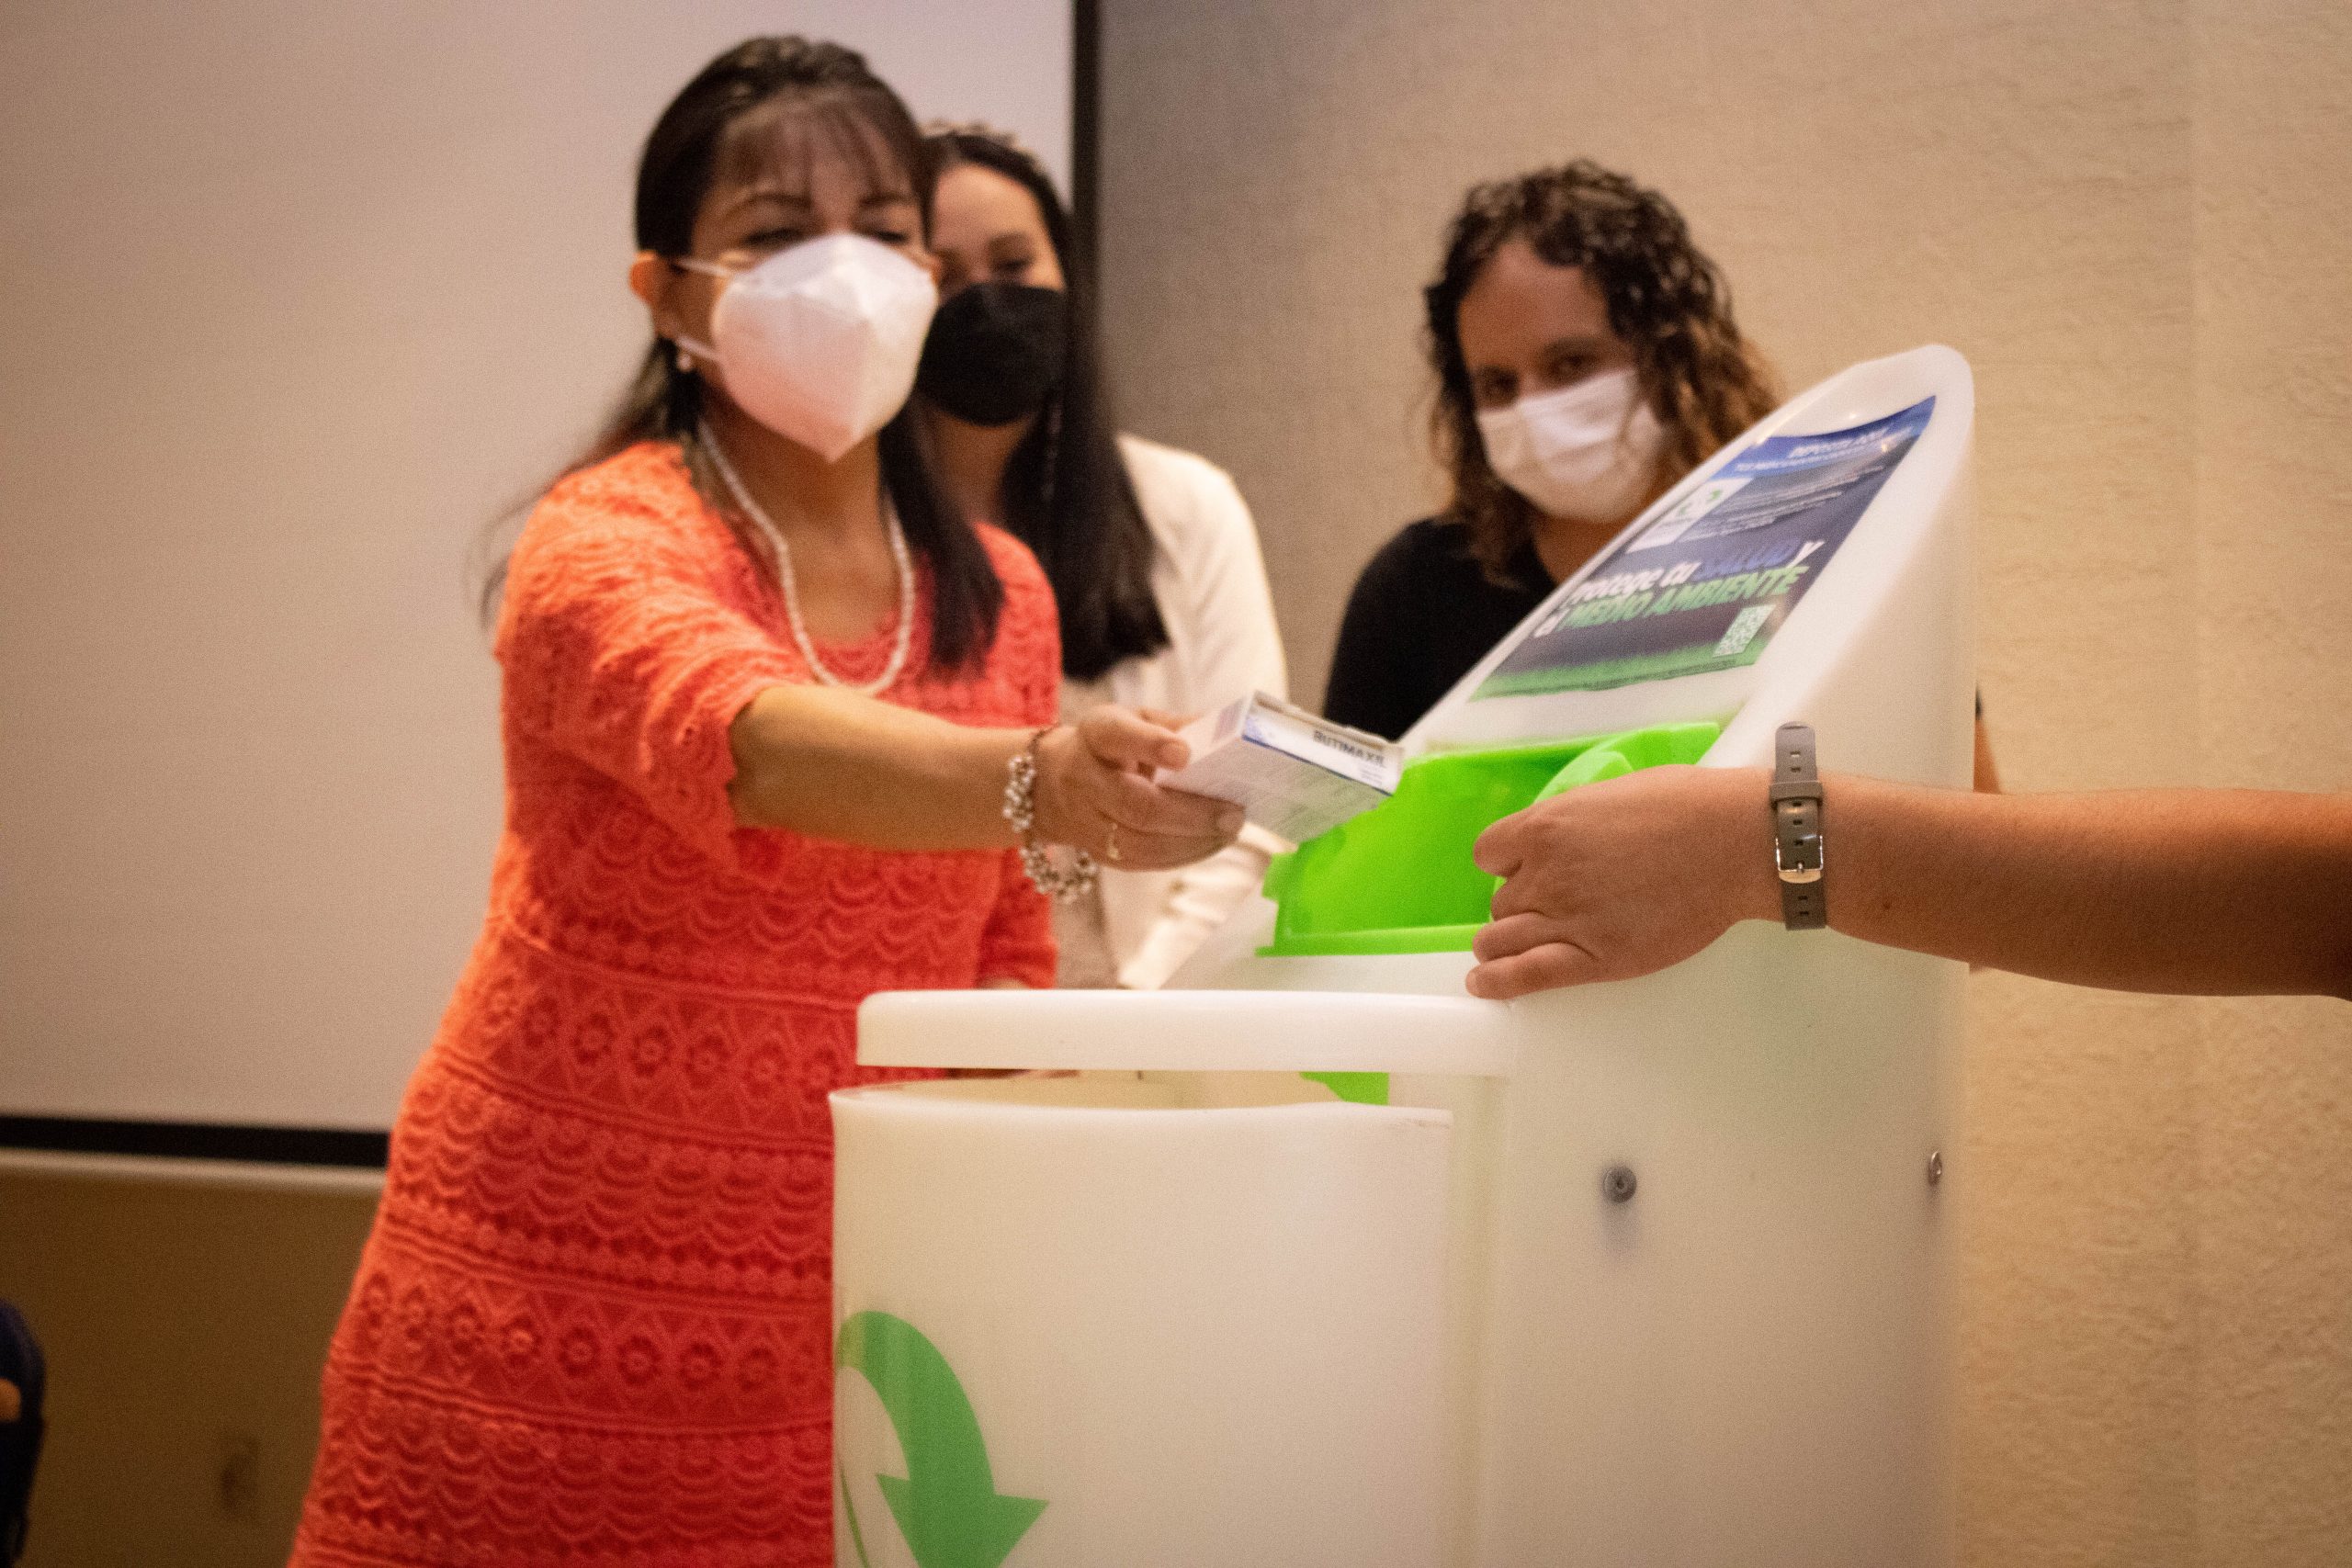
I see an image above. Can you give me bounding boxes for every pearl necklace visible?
[698,422,915,696]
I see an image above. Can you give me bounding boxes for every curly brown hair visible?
[1424,161,1780,579]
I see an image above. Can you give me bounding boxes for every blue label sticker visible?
[1474,397,1934,698]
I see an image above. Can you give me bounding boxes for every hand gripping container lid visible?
[1259,722,1723,958]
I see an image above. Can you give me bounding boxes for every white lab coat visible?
[1058,434,1288,989]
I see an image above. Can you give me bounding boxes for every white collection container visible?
[833,1063,1456,1565]
[835,346,1976,1567]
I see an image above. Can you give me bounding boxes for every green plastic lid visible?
[1260,721,1722,958]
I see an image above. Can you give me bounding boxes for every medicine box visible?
[1161,692,1402,845]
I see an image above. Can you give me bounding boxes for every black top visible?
[1324,516,1553,741]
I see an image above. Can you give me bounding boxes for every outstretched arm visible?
[726,689,1240,867]
[1468,768,2352,1001]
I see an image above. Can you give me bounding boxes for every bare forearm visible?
[1817,777,2352,998]
[727,683,1022,850]
[726,688,1241,864]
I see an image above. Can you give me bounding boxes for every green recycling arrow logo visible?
[836,1310,1046,1568]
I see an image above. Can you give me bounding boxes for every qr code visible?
[1713,603,1774,658]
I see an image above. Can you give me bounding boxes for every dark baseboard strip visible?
[0,1116,389,1169]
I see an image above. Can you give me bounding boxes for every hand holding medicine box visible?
[1159,692,1402,845]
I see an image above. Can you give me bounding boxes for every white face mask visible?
[1475,365,1666,524]
[674,233,938,463]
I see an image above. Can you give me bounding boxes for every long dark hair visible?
[1423,160,1780,580]
[927,128,1163,682]
[486,36,1003,671]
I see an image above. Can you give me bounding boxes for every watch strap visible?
[1771,722,1826,930]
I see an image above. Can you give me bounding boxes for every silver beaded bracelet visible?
[1003,727,1100,902]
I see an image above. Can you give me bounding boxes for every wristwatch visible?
[1770,722,1826,930]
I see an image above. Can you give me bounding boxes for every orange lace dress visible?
[289,441,1058,1567]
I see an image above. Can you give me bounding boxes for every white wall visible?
[0,0,1071,1132]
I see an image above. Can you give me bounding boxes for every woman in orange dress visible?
[289,37,1237,1567]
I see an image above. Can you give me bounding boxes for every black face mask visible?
[917,281,1069,426]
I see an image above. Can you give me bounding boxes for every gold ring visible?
[1104,821,1122,863]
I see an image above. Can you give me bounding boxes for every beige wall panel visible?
[0,1173,377,1566]
[1958,979,2199,1565]
[2191,2,2352,1564]
[2188,997,2352,1566]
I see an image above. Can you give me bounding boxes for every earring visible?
[673,344,695,374]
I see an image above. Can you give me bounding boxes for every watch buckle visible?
[1776,835,1824,885]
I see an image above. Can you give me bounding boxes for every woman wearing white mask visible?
[916,127,1289,989]
[1329,163,1997,789]
[1326,162,1780,739]
[290,38,1234,1568]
